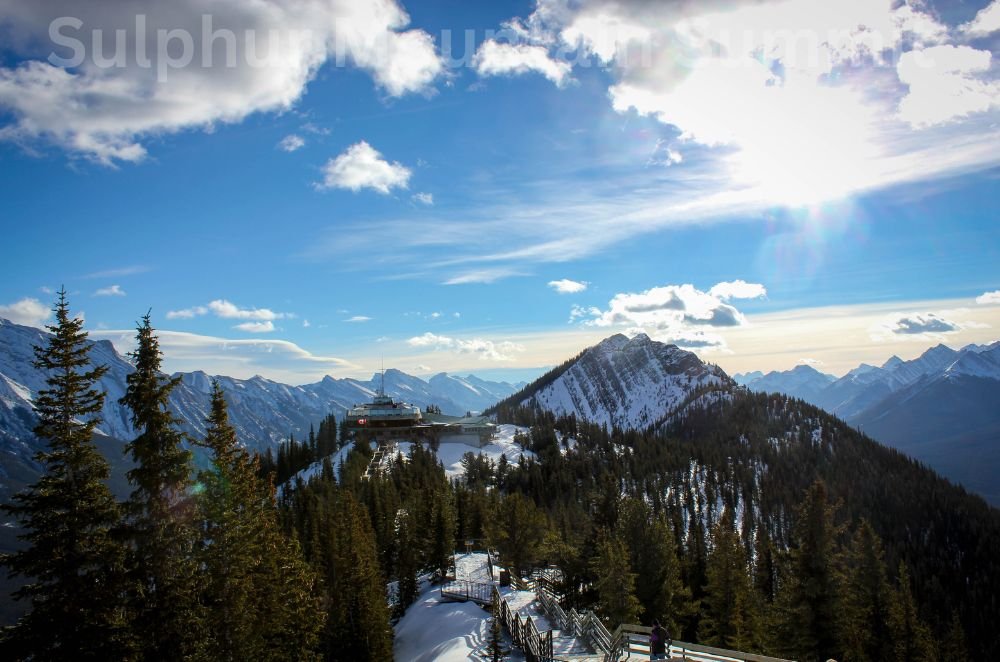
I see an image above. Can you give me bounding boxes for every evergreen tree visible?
[700,512,757,651]
[838,520,892,662]
[488,492,547,577]
[888,562,936,662]
[487,592,508,662]
[395,508,420,615]
[0,291,134,659]
[430,489,457,579]
[119,313,205,659]
[773,480,842,661]
[940,611,968,662]
[591,530,641,628]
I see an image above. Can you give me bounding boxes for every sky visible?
[0,0,998,385]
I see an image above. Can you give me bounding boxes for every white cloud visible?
[412,192,434,205]
[166,306,208,320]
[208,299,288,321]
[975,290,1000,305]
[346,316,372,323]
[797,357,823,366]
[278,134,305,152]
[318,141,411,193]
[709,280,767,300]
[961,1,1000,37]
[897,45,1000,127]
[39,286,54,294]
[94,284,126,297]
[576,281,764,350]
[83,265,149,279]
[473,40,572,86]
[548,278,588,294]
[233,320,275,333]
[406,332,525,361]
[302,319,311,328]
[0,1,442,164]
[92,328,355,384]
[0,297,52,327]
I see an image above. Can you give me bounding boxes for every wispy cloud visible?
[83,265,149,279]
[278,134,305,152]
[412,192,434,205]
[407,332,525,361]
[166,306,208,320]
[208,299,289,321]
[94,284,126,297]
[233,320,275,333]
[346,316,372,323]
[976,290,1000,305]
[91,328,356,384]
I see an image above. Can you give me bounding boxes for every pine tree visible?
[591,530,641,628]
[700,512,757,651]
[119,313,205,659]
[940,611,968,662]
[0,291,134,659]
[488,492,547,577]
[838,520,892,662]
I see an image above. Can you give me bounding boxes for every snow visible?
[395,553,527,662]
[439,425,535,478]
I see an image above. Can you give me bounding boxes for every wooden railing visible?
[439,579,493,605]
[493,586,554,662]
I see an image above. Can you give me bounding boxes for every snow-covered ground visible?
[394,424,535,479]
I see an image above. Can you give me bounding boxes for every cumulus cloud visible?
[0,1,442,164]
[889,313,959,335]
[233,320,275,333]
[94,284,126,297]
[0,297,52,327]
[412,192,434,205]
[278,134,305,152]
[406,332,525,361]
[976,290,1000,305]
[473,40,572,86]
[548,278,588,294]
[897,45,1000,127]
[575,281,763,349]
[317,141,411,193]
[961,1,1000,37]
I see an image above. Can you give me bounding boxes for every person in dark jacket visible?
[649,619,669,660]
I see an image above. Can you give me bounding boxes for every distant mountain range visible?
[0,317,523,501]
[734,342,1000,505]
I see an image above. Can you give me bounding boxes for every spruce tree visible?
[888,562,937,662]
[0,291,134,659]
[773,480,842,661]
[838,520,892,662]
[119,313,205,659]
[700,512,757,651]
[591,530,641,628]
[197,381,323,660]
[487,592,508,662]
[395,508,420,615]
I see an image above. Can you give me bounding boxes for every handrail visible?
[602,623,795,662]
[440,579,493,605]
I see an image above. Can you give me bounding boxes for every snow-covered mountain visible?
[514,333,729,430]
[737,341,1000,505]
[733,364,835,405]
[0,318,523,498]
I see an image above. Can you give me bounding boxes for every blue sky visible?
[1,0,999,384]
